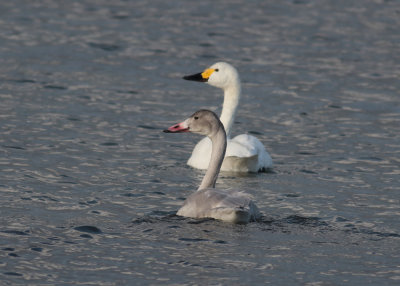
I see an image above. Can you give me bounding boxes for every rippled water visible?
[1,0,399,285]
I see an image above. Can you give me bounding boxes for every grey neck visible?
[198,125,227,190]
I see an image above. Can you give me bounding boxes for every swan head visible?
[183,62,240,90]
[164,110,222,137]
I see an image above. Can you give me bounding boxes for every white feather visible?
[185,62,273,172]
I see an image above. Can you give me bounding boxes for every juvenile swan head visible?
[164,110,222,137]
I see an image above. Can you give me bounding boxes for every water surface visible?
[0,0,399,285]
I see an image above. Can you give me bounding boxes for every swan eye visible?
[215,69,219,72]
[194,116,199,120]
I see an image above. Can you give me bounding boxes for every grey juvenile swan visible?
[164,110,260,223]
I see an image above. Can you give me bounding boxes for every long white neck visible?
[198,125,227,190]
[219,82,241,138]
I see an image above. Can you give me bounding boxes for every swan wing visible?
[189,135,262,164]
[188,134,273,172]
[177,188,260,223]
[229,134,273,170]
[226,136,257,157]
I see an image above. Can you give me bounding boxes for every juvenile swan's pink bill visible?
[163,121,190,133]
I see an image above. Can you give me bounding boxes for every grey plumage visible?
[165,109,260,223]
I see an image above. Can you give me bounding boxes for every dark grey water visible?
[1,0,399,285]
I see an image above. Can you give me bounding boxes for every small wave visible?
[88,42,120,52]
[1,230,30,236]
[4,272,23,277]
[2,145,25,150]
[43,84,68,90]
[73,225,102,234]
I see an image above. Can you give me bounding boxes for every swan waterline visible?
[164,110,260,223]
[183,62,273,173]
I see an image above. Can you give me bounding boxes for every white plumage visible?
[188,134,273,173]
[183,62,273,173]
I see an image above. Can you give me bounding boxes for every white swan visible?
[183,62,273,173]
[164,110,260,223]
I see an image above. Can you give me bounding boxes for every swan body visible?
[177,188,259,224]
[183,62,273,173]
[188,135,272,173]
[164,110,260,223]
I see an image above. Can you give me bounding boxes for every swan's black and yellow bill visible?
[183,68,216,82]
[163,121,190,133]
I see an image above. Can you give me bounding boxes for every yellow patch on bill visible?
[201,68,215,79]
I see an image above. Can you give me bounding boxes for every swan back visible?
[177,188,260,223]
